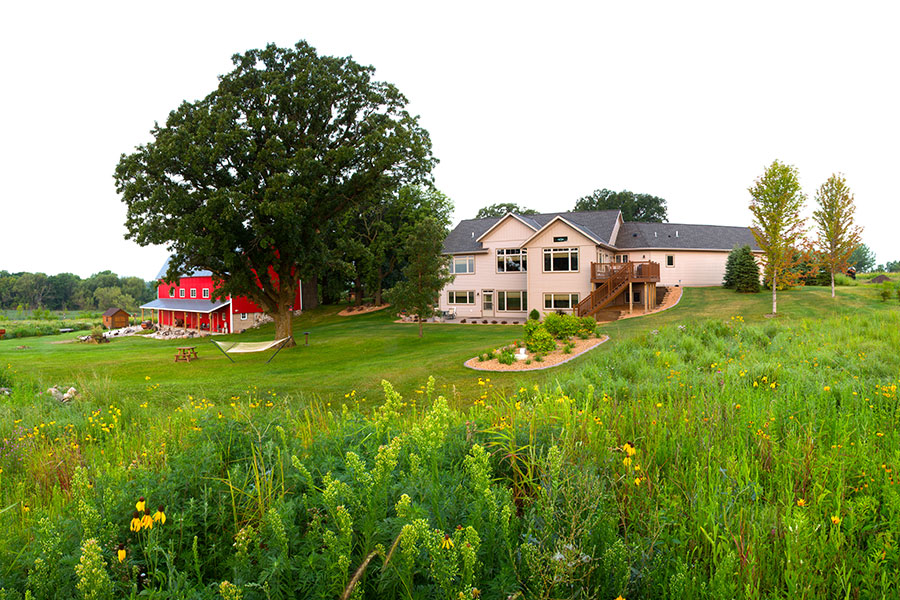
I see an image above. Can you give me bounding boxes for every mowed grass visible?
[0,285,896,405]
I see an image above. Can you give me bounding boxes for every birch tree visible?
[748,160,807,315]
[813,174,862,298]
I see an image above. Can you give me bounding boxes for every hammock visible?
[211,337,292,364]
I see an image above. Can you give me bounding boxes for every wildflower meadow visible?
[0,309,899,598]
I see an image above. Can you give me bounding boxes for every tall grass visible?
[0,312,898,598]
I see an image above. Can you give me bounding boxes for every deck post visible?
[628,281,633,314]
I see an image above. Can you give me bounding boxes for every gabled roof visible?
[443,210,621,254]
[140,298,231,313]
[156,257,213,281]
[102,308,130,317]
[475,213,537,242]
[614,222,761,251]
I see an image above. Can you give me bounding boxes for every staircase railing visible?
[576,262,631,316]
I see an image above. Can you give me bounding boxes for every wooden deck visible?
[577,261,661,318]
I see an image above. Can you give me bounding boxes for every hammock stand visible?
[211,336,293,364]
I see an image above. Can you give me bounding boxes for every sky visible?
[2,1,898,280]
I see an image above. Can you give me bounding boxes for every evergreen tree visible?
[733,246,761,293]
[723,247,740,288]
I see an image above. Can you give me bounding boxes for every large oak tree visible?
[574,189,667,222]
[115,41,435,344]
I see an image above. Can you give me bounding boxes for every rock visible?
[62,387,77,402]
[0,387,11,396]
[46,386,64,402]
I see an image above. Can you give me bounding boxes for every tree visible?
[46,273,81,310]
[93,286,136,312]
[722,247,739,288]
[812,174,862,298]
[475,203,538,219]
[848,244,876,273]
[733,246,761,293]
[385,217,453,338]
[13,272,49,309]
[748,160,807,315]
[574,189,667,222]
[115,41,435,345]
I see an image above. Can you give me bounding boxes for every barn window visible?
[202,288,210,299]
[190,289,197,298]
[240,313,248,320]
[179,289,185,298]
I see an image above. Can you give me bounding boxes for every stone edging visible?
[464,335,610,372]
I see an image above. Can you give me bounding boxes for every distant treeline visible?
[0,270,157,312]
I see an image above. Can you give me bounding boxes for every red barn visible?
[140,258,302,334]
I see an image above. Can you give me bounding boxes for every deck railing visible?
[591,261,660,282]
[577,261,660,316]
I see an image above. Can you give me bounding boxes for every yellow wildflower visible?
[141,510,153,529]
[117,544,126,563]
[152,506,166,525]
[441,534,454,550]
[831,515,841,525]
[796,499,806,507]
[623,457,632,467]
[130,511,142,532]
[135,497,146,512]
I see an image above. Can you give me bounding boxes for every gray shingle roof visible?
[156,257,213,280]
[443,210,621,254]
[443,210,758,254]
[140,298,231,313]
[614,222,760,251]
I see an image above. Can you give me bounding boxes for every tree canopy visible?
[848,244,876,273]
[748,160,807,314]
[574,189,667,222]
[474,203,538,219]
[114,41,436,343]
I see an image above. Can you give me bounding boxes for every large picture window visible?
[544,293,579,310]
[543,248,579,272]
[450,256,475,274]
[497,291,527,312]
[448,290,475,304]
[496,248,527,272]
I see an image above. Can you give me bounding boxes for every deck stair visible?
[575,261,660,318]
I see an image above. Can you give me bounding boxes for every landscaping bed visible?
[465,334,609,371]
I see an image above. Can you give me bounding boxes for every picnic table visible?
[174,346,198,363]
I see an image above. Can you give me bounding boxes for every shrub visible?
[498,349,515,365]
[526,325,556,354]
[879,283,892,302]
[723,247,739,288]
[501,321,507,325]
[529,309,540,321]
[834,273,857,287]
[577,317,596,337]
[460,319,466,323]
[544,313,580,339]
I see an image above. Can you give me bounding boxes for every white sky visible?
[1,1,897,279]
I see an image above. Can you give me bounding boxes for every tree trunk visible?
[301,276,319,310]
[831,270,835,298]
[273,305,296,347]
[374,270,383,305]
[354,276,364,306]
[772,272,777,314]
[418,317,423,338]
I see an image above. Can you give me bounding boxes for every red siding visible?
[157,273,302,315]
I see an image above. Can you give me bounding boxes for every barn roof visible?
[140,298,231,314]
[156,257,213,280]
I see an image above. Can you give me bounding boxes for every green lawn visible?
[1,285,895,405]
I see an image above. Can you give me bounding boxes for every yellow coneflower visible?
[141,509,153,530]
[623,457,632,467]
[117,544,126,563]
[152,506,166,525]
[130,511,142,532]
[623,442,636,457]
[135,497,146,512]
[441,534,454,550]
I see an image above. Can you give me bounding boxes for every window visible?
[169,287,175,297]
[448,290,475,304]
[202,288,210,299]
[497,291,527,312]
[450,256,475,274]
[179,288,185,298]
[633,291,642,303]
[496,248,527,272]
[544,293,579,310]
[190,288,197,298]
[616,254,630,263]
[240,313,248,320]
[666,255,675,267]
[543,248,579,272]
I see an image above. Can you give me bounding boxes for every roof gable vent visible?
[675,230,679,237]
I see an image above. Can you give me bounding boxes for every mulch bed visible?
[338,303,391,316]
[869,275,892,284]
[464,335,609,372]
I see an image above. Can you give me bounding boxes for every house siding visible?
[524,221,596,316]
